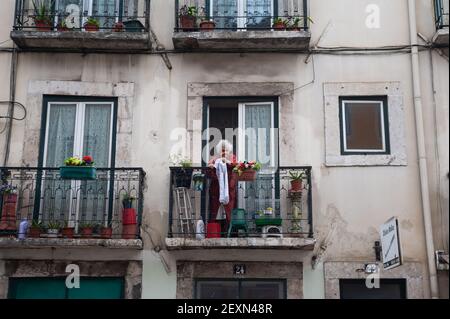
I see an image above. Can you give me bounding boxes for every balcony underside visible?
[10,31,151,53]
[172,30,311,52]
[165,237,316,250]
[0,237,143,250]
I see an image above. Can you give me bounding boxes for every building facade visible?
[0,0,448,299]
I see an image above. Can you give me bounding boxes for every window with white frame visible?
[339,96,390,155]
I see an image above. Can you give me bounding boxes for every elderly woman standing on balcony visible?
[208,140,238,234]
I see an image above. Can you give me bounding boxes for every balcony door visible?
[39,98,116,227]
[210,0,273,30]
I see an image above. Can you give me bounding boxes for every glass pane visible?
[241,281,285,299]
[196,281,239,299]
[212,0,238,29]
[92,0,117,30]
[79,103,112,225]
[55,0,84,29]
[344,102,384,151]
[246,0,272,29]
[244,104,276,216]
[42,104,77,223]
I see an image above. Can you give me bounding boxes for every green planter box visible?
[59,166,97,180]
[255,218,282,227]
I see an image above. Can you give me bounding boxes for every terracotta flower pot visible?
[28,227,42,238]
[273,22,286,30]
[35,21,52,31]
[200,20,216,31]
[180,15,196,31]
[61,227,75,238]
[80,227,93,238]
[114,22,125,32]
[100,227,113,239]
[236,170,257,182]
[290,179,303,192]
[84,24,99,32]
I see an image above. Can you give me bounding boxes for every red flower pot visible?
[84,24,99,32]
[35,21,52,31]
[61,227,75,238]
[200,21,216,31]
[80,227,93,238]
[100,227,113,239]
[114,22,125,32]
[236,170,257,182]
[180,15,196,31]
[290,180,303,192]
[273,22,286,30]
[122,224,137,239]
[28,227,42,238]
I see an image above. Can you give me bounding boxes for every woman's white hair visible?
[215,139,233,155]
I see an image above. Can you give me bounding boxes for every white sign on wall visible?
[380,217,402,270]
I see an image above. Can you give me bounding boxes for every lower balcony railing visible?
[0,167,145,240]
[168,166,313,241]
[435,0,449,29]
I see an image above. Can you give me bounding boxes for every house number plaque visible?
[234,264,246,275]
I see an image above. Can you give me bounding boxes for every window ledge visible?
[0,237,143,250]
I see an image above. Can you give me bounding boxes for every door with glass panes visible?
[40,98,115,228]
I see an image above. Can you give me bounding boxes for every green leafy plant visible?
[170,154,193,168]
[47,221,60,230]
[179,5,197,17]
[79,222,94,229]
[285,16,314,28]
[273,17,286,25]
[85,17,100,27]
[289,170,306,181]
[31,219,43,229]
[32,0,55,24]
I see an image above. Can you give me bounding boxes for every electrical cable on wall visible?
[0,101,27,121]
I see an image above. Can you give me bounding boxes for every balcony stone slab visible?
[0,237,143,250]
[165,237,316,250]
[172,30,311,52]
[10,30,151,52]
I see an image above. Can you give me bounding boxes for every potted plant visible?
[61,221,75,238]
[232,161,261,182]
[199,6,215,31]
[0,184,18,204]
[100,222,113,239]
[289,170,306,192]
[179,5,197,31]
[46,221,60,238]
[79,223,94,238]
[84,17,100,31]
[272,17,287,30]
[57,18,69,31]
[113,21,125,32]
[286,16,314,31]
[32,0,54,31]
[0,184,18,231]
[60,155,96,180]
[170,155,194,188]
[28,220,43,238]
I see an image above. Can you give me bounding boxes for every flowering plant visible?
[64,155,95,166]
[232,161,261,176]
[0,184,18,194]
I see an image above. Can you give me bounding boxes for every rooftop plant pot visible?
[114,22,125,32]
[35,20,52,31]
[47,228,59,238]
[290,179,303,192]
[255,218,282,227]
[28,227,42,238]
[60,166,97,180]
[80,227,93,238]
[180,15,196,31]
[200,20,216,31]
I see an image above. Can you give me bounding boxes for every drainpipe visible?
[2,47,18,166]
[407,0,439,299]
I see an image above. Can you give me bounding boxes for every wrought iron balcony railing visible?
[168,166,313,239]
[435,0,449,29]
[0,167,145,240]
[13,0,149,32]
[175,0,309,32]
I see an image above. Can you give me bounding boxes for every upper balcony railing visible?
[435,0,449,29]
[13,0,149,32]
[168,166,313,240]
[174,0,309,32]
[0,167,145,240]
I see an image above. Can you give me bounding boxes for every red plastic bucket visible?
[206,222,221,238]
[122,208,137,225]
